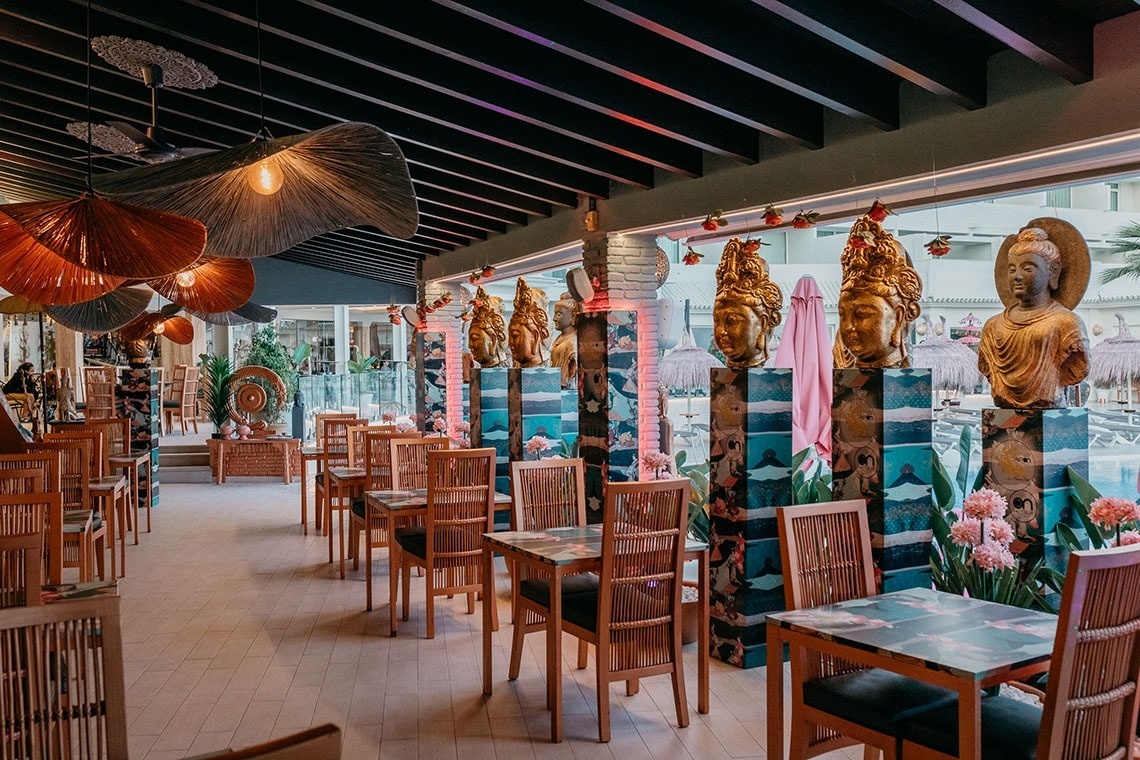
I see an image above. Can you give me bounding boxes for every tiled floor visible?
[119,479,868,759]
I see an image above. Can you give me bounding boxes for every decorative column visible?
[832,368,934,592]
[980,408,1088,572]
[708,367,793,669]
[414,331,447,429]
[509,368,563,459]
[469,367,511,494]
[421,283,465,433]
[120,367,160,509]
[579,232,660,518]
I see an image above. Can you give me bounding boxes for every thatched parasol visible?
[910,315,983,393]
[148,257,255,313]
[1090,314,1140,405]
[659,329,723,415]
[185,301,278,326]
[43,287,153,333]
[93,122,419,258]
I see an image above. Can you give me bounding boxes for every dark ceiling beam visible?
[404,153,576,209]
[300,0,760,162]
[747,0,986,109]
[1,3,612,200]
[417,200,508,237]
[433,0,823,147]
[588,0,898,129]
[0,166,79,198]
[283,245,420,281]
[277,253,417,287]
[412,166,550,219]
[318,231,435,262]
[189,0,712,174]
[929,0,1093,83]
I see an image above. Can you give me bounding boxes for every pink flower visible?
[395,422,415,433]
[453,437,471,449]
[986,519,1015,547]
[453,420,471,434]
[525,436,552,454]
[381,412,396,423]
[1119,530,1140,546]
[1088,496,1140,529]
[949,517,981,547]
[433,418,447,432]
[962,488,1007,521]
[971,541,1016,572]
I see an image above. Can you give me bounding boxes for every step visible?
[160,451,211,468]
[161,464,214,484]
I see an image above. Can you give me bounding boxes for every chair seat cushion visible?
[803,668,959,737]
[394,525,480,559]
[559,584,672,634]
[162,400,181,408]
[896,694,1040,760]
[519,574,600,609]
[350,499,366,519]
[314,472,325,486]
[394,526,427,558]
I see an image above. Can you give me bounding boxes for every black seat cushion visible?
[350,498,366,519]
[896,694,1040,760]
[314,472,325,486]
[557,584,672,634]
[803,668,959,736]
[394,526,427,557]
[519,574,600,608]
[162,400,181,408]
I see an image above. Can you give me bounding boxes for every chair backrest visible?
[314,412,354,447]
[0,453,62,584]
[390,437,451,490]
[209,723,342,759]
[77,417,132,459]
[346,424,373,467]
[597,478,688,671]
[510,457,587,532]
[1036,544,1140,760]
[321,417,367,470]
[425,448,495,582]
[28,441,92,519]
[169,364,187,400]
[45,428,104,478]
[362,432,420,490]
[181,366,201,414]
[82,366,117,419]
[775,500,874,611]
[0,593,128,757]
[0,493,58,607]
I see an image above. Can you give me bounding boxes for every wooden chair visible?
[0,493,56,607]
[28,441,104,582]
[346,423,397,466]
[898,543,1140,760]
[390,436,451,491]
[316,417,366,565]
[313,411,354,448]
[543,478,689,742]
[507,457,590,680]
[75,417,150,538]
[0,454,63,585]
[393,447,495,639]
[185,723,342,759]
[82,366,118,419]
[776,501,956,760]
[164,365,200,435]
[0,591,127,758]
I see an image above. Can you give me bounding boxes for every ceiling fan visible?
[67,36,218,164]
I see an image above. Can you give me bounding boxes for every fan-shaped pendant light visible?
[0,1,207,301]
[186,301,277,326]
[43,286,153,332]
[148,256,255,313]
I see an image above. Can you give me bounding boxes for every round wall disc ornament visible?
[227,365,287,430]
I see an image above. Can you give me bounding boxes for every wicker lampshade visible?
[94,122,419,258]
[186,301,277,326]
[158,315,194,344]
[43,287,153,333]
[0,193,206,279]
[148,257,255,313]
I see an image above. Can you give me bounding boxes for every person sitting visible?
[4,362,40,421]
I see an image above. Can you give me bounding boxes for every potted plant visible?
[199,353,234,438]
[674,450,709,644]
[347,355,377,417]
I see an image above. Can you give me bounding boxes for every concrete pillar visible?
[422,283,465,432]
[333,305,350,375]
[54,325,84,403]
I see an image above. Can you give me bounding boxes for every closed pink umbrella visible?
[773,275,832,462]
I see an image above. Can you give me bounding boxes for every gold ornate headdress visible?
[839,217,922,317]
[714,237,783,316]
[470,285,506,345]
[510,277,550,343]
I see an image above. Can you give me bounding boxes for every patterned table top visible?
[485,525,708,567]
[766,587,1057,681]
[41,581,119,604]
[365,489,511,512]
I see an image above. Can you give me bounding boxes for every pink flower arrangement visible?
[453,420,471,434]
[949,518,981,547]
[453,437,471,449]
[381,411,396,423]
[525,436,552,455]
[395,421,415,433]
[432,417,447,433]
[1088,496,1140,529]
[640,450,673,479]
[970,541,1017,572]
[1119,530,1140,546]
[962,488,1008,521]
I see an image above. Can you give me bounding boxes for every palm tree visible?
[1101,221,1140,284]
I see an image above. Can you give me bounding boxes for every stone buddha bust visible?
[978,219,1089,408]
[713,238,783,369]
[834,217,923,368]
[468,286,507,368]
[508,278,550,368]
[549,292,579,388]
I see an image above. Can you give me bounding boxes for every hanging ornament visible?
[762,204,784,226]
[867,198,895,223]
[741,237,769,254]
[480,265,495,278]
[389,314,402,325]
[701,209,726,231]
[792,210,820,229]
[468,271,482,284]
[386,304,400,314]
[682,246,704,265]
[849,230,876,249]
[926,235,953,257]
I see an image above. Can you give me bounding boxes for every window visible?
[1109,182,1119,212]
[1045,187,1071,208]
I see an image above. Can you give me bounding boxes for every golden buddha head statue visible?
[508,278,550,367]
[713,238,783,368]
[835,217,923,368]
[468,286,506,368]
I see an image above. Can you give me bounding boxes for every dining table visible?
[299,444,322,535]
[481,525,710,743]
[327,465,368,578]
[363,488,512,627]
[765,587,1057,760]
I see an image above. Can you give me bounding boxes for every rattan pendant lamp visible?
[0,3,207,306]
[92,2,418,259]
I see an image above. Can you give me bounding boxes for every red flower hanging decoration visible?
[468,271,482,284]
[439,292,452,306]
[481,265,496,278]
[867,199,895,223]
[849,230,876,249]
[741,237,769,254]
[389,314,402,325]
[792,210,820,229]
[762,204,784,226]
[386,304,400,315]
[701,209,727,232]
[926,235,953,257]
[460,310,473,322]
[682,247,704,265]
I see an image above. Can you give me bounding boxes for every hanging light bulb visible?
[153,320,166,335]
[245,156,283,195]
[175,269,197,288]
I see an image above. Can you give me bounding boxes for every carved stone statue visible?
[508,278,550,368]
[468,286,507,368]
[120,335,156,369]
[978,219,1090,408]
[713,238,783,368]
[550,292,580,388]
[834,217,923,368]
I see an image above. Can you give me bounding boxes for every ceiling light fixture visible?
[245,0,283,196]
[175,270,197,288]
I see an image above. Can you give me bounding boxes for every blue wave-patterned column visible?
[120,367,159,509]
[578,310,639,520]
[708,367,793,669]
[981,407,1088,576]
[469,367,511,495]
[415,332,447,428]
[832,368,933,592]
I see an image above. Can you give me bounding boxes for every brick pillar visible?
[421,283,465,433]
[579,232,660,518]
